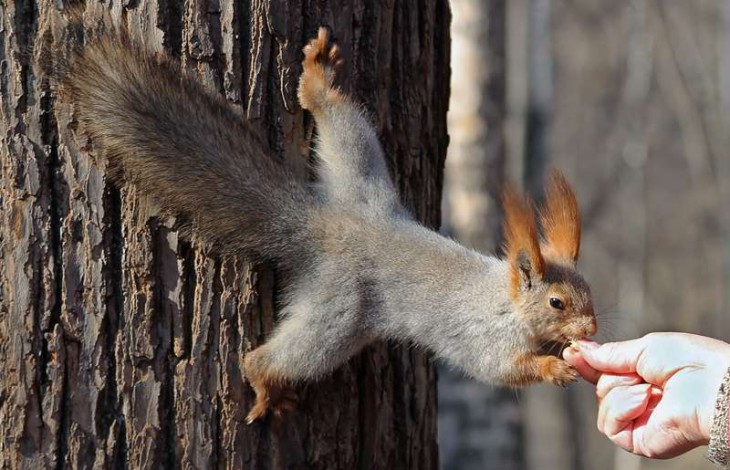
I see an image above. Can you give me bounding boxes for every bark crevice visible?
[1,3,448,467]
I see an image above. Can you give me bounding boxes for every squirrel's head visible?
[502,171,596,344]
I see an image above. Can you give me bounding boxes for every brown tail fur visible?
[58,30,316,265]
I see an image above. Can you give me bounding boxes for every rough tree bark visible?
[0,1,450,468]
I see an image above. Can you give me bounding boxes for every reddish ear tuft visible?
[539,170,581,264]
[502,185,545,298]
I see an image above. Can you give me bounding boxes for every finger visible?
[597,383,650,433]
[596,373,643,400]
[563,347,601,384]
[602,384,652,436]
[629,389,694,459]
[576,338,648,375]
[597,384,652,452]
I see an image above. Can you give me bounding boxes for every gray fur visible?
[253,209,529,384]
[64,35,314,266]
[64,33,593,390]
[312,105,401,216]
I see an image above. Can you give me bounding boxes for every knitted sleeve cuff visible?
[708,366,730,468]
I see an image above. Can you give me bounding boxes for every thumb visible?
[576,338,647,375]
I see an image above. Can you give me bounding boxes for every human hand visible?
[563,333,730,458]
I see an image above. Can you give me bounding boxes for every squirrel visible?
[60,27,596,424]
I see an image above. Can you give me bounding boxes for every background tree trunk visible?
[0,1,450,468]
[438,1,526,470]
[517,1,730,469]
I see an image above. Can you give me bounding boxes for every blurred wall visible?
[440,1,730,469]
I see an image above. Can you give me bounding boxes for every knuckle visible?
[634,432,655,458]
[643,332,658,342]
[643,332,666,348]
[639,446,657,459]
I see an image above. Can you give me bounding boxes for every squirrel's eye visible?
[549,297,565,310]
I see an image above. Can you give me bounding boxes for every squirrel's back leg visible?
[298,28,400,215]
[243,288,373,423]
[243,345,298,423]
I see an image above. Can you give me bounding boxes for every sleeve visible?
[708,366,730,468]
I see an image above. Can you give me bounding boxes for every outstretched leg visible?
[298,28,400,215]
[243,289,373,423]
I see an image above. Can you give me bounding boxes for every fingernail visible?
[562,347,575,360]
[576,340,599,350]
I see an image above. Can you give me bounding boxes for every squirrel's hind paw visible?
[245,385,298,424]
[298,27,345,112]
[244,347,298,424]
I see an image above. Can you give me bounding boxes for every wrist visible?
[702,366,730,440]
[707,365,730,466]
[695,342,730,443]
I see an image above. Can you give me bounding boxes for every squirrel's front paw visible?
[541,356,578,388]
[298,27,344,112]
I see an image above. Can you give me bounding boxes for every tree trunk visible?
[519,3,586,470]
[0,1,450,469]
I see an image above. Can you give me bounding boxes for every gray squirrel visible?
[62,27,596,423]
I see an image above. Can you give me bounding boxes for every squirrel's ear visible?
[503,185,545,298]
[516,249,537,290]
[539,170,581,265]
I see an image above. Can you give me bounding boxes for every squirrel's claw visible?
[298,27,344,112]
[543,357,579,387]
[244,347,298,424]
[246,388,299,424]
[245,384,299,424]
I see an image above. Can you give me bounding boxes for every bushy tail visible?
[60,33,314,262]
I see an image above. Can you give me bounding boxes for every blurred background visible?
[437,1,730,470]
